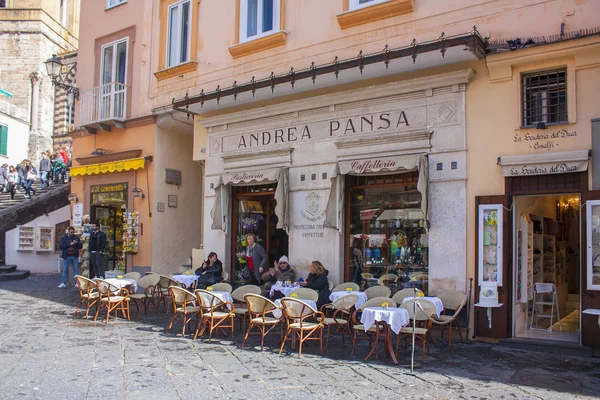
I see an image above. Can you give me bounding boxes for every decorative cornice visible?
[75,149,143,165]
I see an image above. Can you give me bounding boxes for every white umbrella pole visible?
[411,287,416,373]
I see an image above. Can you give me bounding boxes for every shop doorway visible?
[91,205,125,272]
[231,183,289,282]
[512,194,581,343]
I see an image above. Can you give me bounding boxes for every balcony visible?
[79,82,130,132]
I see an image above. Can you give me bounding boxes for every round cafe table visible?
[172,274,198,288]
[360,307,410,365]
[104,278,138,294]
[269,284,298,298]
[272,298,317,319]
[329,291,368,309]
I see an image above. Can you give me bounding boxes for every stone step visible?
[0,265,17,274]
[0,270,30,281]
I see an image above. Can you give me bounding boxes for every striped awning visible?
[70,157,146,177]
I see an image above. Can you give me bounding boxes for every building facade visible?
[0,0,80,164]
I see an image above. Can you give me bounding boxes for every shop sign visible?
[90,182,128,205]
[221,105,428,153]
[70,157,146,177]
[513,129,578,152]
[296,192,326,237]
[503,161,588,177]
[72,203,83,227]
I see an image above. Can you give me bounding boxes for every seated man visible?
[261,255,295,298]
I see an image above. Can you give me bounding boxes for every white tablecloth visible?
[172,274,198,288]
[272,298,317,319]
[329,291,368,309]
[209,290,234,310]
[361,307,410,335]
[104,278,138,294]
[402,296,444,317]
[269,284,299,298]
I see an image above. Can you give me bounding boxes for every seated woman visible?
[299,260,332,309]
[261,255,295,298]
[195,252,223,290]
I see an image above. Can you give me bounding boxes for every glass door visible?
[100,38,128,120]
[232,189,288,282]
[586,200,600,291]
[478,204,503,286]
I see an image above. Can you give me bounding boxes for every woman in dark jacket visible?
[300,260,332,309]
[195,252,223,289]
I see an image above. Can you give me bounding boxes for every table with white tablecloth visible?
[104,278,138,294]
[269,284,300,298]
[172,274,198,288]
[401,296,444,317]
[329,291,368,309]
[272,298,317,319]
[360,306,410,365]
[198,290,234,310]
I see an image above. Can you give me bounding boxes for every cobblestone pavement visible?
[1,274,599,400]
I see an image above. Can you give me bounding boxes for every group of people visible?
[196,233,332,309]
[58,223,107,288]
[0,146,70,200]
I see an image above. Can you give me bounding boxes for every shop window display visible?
[348,171,428,294]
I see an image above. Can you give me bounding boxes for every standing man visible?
[89,222,107,279]
[39,152,51,189]
[59,226,82,288]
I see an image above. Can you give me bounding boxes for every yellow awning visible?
[70,157,146,177]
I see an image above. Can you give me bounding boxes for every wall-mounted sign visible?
[90,182,128,206]
[168,195,178,208]
[166,168,182,185]
[499,149,590,177]
[72,203,83,226]
[157,202,165,212]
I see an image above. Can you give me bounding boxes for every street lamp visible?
[44,54,79,99]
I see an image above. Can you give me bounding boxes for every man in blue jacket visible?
[59,226,82,288]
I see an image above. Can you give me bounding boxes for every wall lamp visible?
[44,54,79,99]
[132,187,145,199]
[67,193,78,202]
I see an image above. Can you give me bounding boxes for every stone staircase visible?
[0,262,30,281]
[0,180,67,211]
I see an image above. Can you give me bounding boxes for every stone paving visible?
[1,274,599,400]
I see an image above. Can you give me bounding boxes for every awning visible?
[324,154,429,231]
[498,150,590,177]
[70,157,146,177]
[210,167,289,234]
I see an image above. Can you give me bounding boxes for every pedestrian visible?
[24,161,37,199]
[195,252,223,289]
[6,165,18,200]
[39,152,51,189]
[299,260,332,309]
[89,222,107,279]
[351,237,364,285]
[58,226,82,288]
[16,160,27,192]
[236,233,267,285]
[52,152,65,183]
[0,163,7,192]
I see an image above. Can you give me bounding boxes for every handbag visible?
[26,171,37,180]
[240,266,252,281]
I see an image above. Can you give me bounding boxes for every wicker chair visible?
[377,273,399,286]
[392,288,424,305]
[221,270,229,282]
[289,287,318,301]
[194,289,235,342]
[211,282,233,293]
[279,298,325,358]
[328,280,334,291]
[231,284,262,333]
[319,294,358,350]
[166,286,201,337]
[361,273,374,280]
[123,272,141,281]
[129,274,161,317]
[350,297,396,355]
[157,275,185,311]
[332,282,360,292]
[242,294,281,350]
[398,299,436,361]
[435,290,468,346]
[74,275,100,319]
[94,278,131,324]
[364,285,391,299]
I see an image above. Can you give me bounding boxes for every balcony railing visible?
[79,82,129,126]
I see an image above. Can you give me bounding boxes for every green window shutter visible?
[0,125,7,156]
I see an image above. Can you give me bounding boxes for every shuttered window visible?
[0,125,7,156]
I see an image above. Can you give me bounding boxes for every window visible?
[100,38,128,120]
[107,0,127,8]
[0,125,7,157]
[349,0,389,10]
[0,0,6,8]
[166,0,191,68]
[240,0,280,43]
[522,69,567,127]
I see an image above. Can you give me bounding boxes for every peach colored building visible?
[72,0,600,350]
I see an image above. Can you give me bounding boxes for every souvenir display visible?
[122,210,139,254]
[478,205,503,286]
[17,226,35,251]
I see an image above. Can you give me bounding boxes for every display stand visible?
[35,227,54,252]
[17,226,35,251]
[478,205,503,286]
[474,303,504,329]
